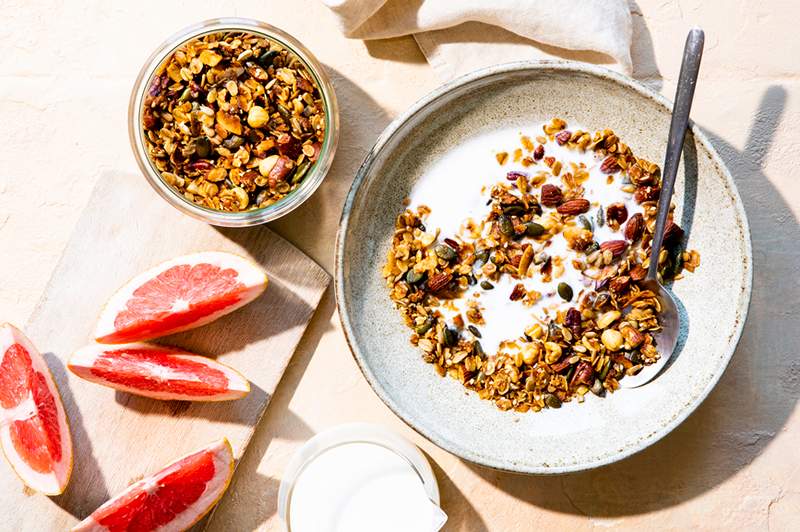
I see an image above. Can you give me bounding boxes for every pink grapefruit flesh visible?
[72,438,234,532]
[94,252,268,344]
[0,323,73,495]
[68,343,250,401]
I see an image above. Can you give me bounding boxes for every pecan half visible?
[609,275,631,293]
[600,155,621,174]
[624,213,645,242]
[555,130,572,145]
[427,272,453,292]
[556,199,590,215]
[570,361,594,386]
[629,264,647,281]
[565,307,582,336]
[540,184,563,207]
[509,283,526,301]
[606,203,628,224]
[634,186,660,203]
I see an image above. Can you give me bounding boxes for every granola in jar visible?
[383,119,700,413]
[141,31,326,212]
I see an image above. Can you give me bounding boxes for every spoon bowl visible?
[619,280,680,388]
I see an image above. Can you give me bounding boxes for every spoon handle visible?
[647,28,705,281]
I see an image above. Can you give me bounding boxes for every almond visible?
[624,213,645,242]
[600,155,620,174]
[600,240,628,257]
[556,198,590,216]
[540,184,563,207]
[663,220,684,244]
[533,144,545,161]
[427,272,452,292]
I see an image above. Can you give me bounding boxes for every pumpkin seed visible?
[596,206,605,227]
[544,393,562,409]
[502,205,526,216]
[291,160,310,184]
[590,379,605,396]
[524,222,545,237]
[405,269,426,285]
[499,215,514,236]
[194,137,212,158]
[222,135,244,150]
[557,282,573,301]
[599,359,611,380]
[415,317,434,335]
[258,50,279,67]
[443,327,458,347]
[480,280,494,290]
[578,215,593,231]
[434,244,457,261]
[472,341,486,358]
[468,325,482,338]
[475,249,490,264]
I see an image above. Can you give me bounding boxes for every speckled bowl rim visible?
[335,60,753,474]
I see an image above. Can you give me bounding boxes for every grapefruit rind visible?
[72,438,235,532]
[68,343,250,401]
[0,323,73,495]
[94,251,268,344]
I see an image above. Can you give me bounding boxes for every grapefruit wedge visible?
[94,252,268,344]
[68,343,250,401]
[73,438,234,532]
[0,323,72,495]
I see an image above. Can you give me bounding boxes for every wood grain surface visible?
[19,172,329,530]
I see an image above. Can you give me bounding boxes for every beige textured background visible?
[1,1,799,530]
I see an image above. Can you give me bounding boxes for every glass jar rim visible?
[129,18,339,227]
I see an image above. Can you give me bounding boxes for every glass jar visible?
[129,18,339,227]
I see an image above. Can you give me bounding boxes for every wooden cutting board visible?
[13,171,329,530]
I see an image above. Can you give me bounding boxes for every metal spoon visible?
[620,28,704,388]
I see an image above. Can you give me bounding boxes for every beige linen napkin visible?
[322,0,633,80]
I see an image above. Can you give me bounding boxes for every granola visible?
[141,31,326,212]
[383,119,699,413]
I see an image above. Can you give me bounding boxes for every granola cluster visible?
[141,31,326,212]
[383,119,700,413]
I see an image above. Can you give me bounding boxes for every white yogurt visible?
[288,442,447,532]
[408,124,641,356]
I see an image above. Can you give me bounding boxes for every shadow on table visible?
[467,85,799,517]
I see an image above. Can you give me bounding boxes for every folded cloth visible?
[321,0,633,80]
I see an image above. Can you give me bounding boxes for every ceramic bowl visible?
[335,61,752,474]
